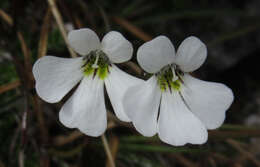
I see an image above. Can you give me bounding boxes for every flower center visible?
[156,65,183,93]
[82,50,111,80]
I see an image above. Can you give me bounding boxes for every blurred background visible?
[1,0,260,166]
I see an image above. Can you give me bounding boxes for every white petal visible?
[104,65,143,122]
[101,31,133,63]
[158,91,208,146]
[137,36,175,73]
[122,76,161,136]
[175,36,207,72]
[33,56,83,103]
[68,28,100,56]
[181,74,234,129]
[59,76,107,137]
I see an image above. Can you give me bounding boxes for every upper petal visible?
[122,76,161,137]
[104,65,143,122]
[59,76,107,137]
[33,56,83,103]
[101,31,133,63]
[181,74,234,129]
[175,36,207,72]
[68,28,100,56]
[137,36,175,73]
[158,91,208,146]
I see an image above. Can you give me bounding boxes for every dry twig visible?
[38,8,52,58]
[0,9,13,25]
[0,80,21,94]
[113,16,152,42]
[227,139,260,167]
[53,121,116,146]
[47,0,77,57]
[0,9,33,84]
[170,154,198,167]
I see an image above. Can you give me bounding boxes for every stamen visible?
[157,65,182,92]
[82,50,110,80]
[92,54,100,69]
[171,68,179,82]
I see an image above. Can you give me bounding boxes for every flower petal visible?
[101,31,133,63]
[59,76,107,137]
[104,65,143,122]
[33,56,83,103]
[181,74,234,129]
[123,76,161,136]
[158,91,208,146]
[68,28,100,56]
[137,36,175,73]
[175,36,207,72]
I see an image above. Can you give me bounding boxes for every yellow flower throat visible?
[82,50,111,80]
[157,67,182,92]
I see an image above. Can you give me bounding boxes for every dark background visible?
[1,0,260,166]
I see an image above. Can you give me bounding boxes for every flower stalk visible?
[101,135,116,167]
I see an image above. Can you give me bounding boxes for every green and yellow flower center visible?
[157,66,182,92]
[82,50,111,80]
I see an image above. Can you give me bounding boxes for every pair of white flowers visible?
[33,28,234,146]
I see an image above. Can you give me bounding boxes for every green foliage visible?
[24,153,39,167]
[48,28,66,52]
[0,0,9,9]
[0,61,18,85]
[0,113,17,160]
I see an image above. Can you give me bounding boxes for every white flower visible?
[123,36,234,146]
[33,28,142,137]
